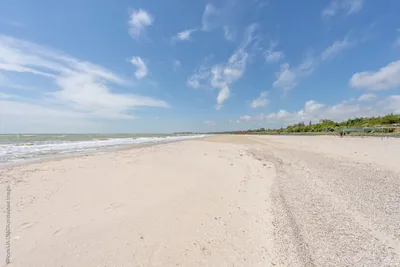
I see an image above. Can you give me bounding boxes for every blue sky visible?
[0,0,400,133]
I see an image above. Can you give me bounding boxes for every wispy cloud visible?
[395,37,400,47]
[130,56,148,79]
[274,35,355,93]
[187,65,211,89]
[273,63,297,92]
[173,60,181,71]
[273,55,317,93]
[172,28,198,42]
[187,24,258,109]
[200,3,240,42]
[0,19,25,28]
[265,51,284,63]
[239,115,252,122]
[181,2,255,43]
[264,41,284,63]
[297,56,316,75]
[203,120,216,126]
[173,2,236,43]
[177,30,193,41]
[0,35,168,124]
[128,9,154,39]
[250,91,269,108]
[350,60,400,90]
[0,92,17,99]
[253,0,270,9]
[201,3,223,31]
[321,37,353,60]
[0,99,110,133]
[223,26,236,41]
[0,72,37,90]
[322,0,364,20]
[358,93,376,101]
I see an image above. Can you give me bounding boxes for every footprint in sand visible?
[20,221,36,229]
[53,228,63,236]
[105,203,123,211]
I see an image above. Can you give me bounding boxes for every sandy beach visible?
[1,135,400,266]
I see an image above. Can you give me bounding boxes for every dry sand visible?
[1,135,400,266]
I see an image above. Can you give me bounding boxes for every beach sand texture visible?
[1,135,400,266]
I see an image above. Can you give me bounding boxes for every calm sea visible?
[0,133,206,165]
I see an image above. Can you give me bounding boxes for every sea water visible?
[0,134,206,165]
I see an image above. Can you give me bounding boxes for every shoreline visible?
[1,133,397,168]
[0,137,207,169]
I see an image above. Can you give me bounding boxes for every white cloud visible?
[201,3,236,42]
[321,38,352,60]
[0,71,38,90]
[199,2,253,42]
[130,56,148,79]
[128,9,154,38]
[177,30,192,41]
[297,56,316,75]
[173,28,198,42]
[0,35,168,126]
[273,55,317,93]
[187,65,210,89]
[203,120,216,126]
[188,24,257,109]
[223,26,236,41]
[0,92,17,99]
[238,95,400,127]
[349,60,400,90]
[265,51,284,63]
[264,42,284,63]
[273,36,354,92]
[239,115,251,122]
[322,0,364,19]
[380,95,400,114]
[53,73,166,119]
[0,99,109,133]
[260,100,326,124]
[0,99,86,119]
[300,100,325,115]
[173,60,181,71]
[201,3,223,31]
[273,63,297,92]
[358,93,376,101]
[250,91,269,108]
[216,86,230,110]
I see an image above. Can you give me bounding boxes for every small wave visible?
[15,143,35,146]
[0,135,208,164]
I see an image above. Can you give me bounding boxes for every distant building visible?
[319,119,330,124]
